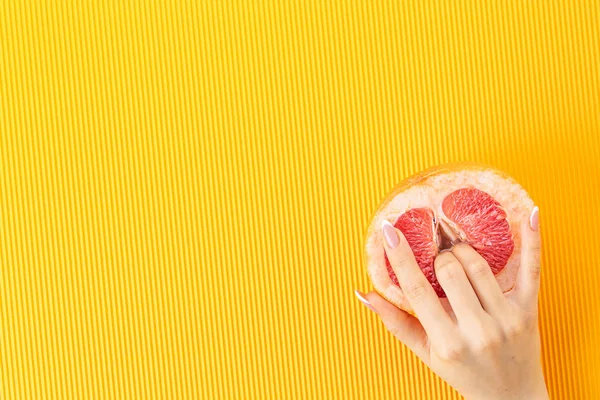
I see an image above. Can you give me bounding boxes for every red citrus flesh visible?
[384,189,515,298]
[385,208,443,296]
[442,188,514,274]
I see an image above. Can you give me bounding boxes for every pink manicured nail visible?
[355,290,377,313]
[381,220,400,248]
[530,206,539,231]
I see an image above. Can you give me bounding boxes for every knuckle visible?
[438,343,466,361]
[392,253,414,270]
[404,281,428,302]
[469,261,490,278]
[523,310,539,325]
[504,316,529,338]
[528,261,542,280]
[461,316,503,353]
[528,239,542,253]
[436,261,460,283]
[504,323,525,338]
[472,332,502,353]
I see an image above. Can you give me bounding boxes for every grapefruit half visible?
[365,163,534,314]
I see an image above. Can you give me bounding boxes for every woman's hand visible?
[356,207,549,400]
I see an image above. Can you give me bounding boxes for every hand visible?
[356,208,549,400]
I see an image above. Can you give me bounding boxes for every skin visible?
[359,213,548,400]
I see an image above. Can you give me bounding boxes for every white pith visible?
[365,169,534,313]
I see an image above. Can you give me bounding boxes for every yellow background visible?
[2,1,599,398]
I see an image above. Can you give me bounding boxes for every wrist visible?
[468,379,549,400]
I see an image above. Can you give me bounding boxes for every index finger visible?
[382,221,455,340]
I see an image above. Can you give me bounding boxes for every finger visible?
[381,221,455,340]
[434,251,485,322]
[451,243,506,317]
[364,291,430,363]
[514,206,541,312]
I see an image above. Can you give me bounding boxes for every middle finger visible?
[435,251,485,322]
[451,243,506,316]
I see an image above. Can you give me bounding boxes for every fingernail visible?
[381,220,400,248]
[530,206,540,231]
[355,290,378,313]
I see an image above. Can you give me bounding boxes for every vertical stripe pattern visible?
[1,1,599,398]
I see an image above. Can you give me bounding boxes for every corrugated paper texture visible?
[2,1,599,398]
